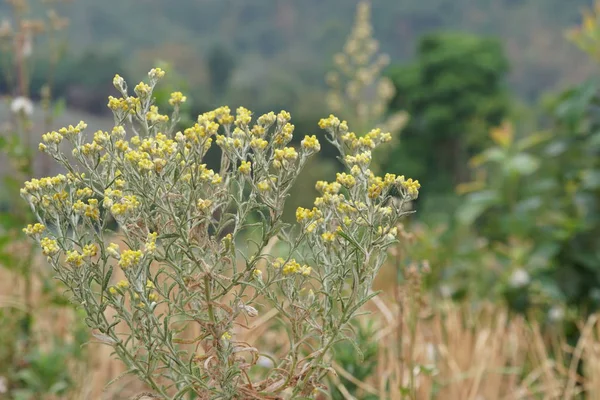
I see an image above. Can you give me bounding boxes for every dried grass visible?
[3,251,600,399]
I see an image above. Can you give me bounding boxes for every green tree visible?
[386,32,509,201]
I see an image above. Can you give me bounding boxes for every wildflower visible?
[65,250,84,267]
[82,244,98,258]
[252,269,263,279]
[197,198,213,212]
[108,287,118,295]
[110,195,139,216]
[134,82,152,98]
[321,232,336,242]
[238,160,252,175]
[113,74,125,89]
[282,259,301,275]
[336,172,356,187]
[76,187,93,198]
[318,114,341,130]
[148,67,165,80]
[257,180,270,192]
[169,91,187,106]
[119,249,143,269]
[40,237,59,256]
[23,223,45,237]
[106,243,120,258]
[235,106,252,126]
[145,232,158,254]
[41,131,63,145]
[221,332,232,341]
[401,178,421,198]
[116,280,130,289]
[301,135,321,152]
[296,207,322,223]
[148,293,159,302]
[250,138,268,150]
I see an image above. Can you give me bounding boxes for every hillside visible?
[43,0,594,101]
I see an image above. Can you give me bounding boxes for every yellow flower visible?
[108,287,118,295]
[257,180,270,192]
[197,198,213,212]
[336,172,356,187]
[318,114,341,130]
[23,223,46,236]
[107,243,120,258]
[40,237,59,256]
[76,187,93,198]
[301,135,321,152]
[221,332,232,341]
[235,106,252,127]
[238,160,252,175]
[116,280,130,289]
[169,91,187,106]
[82,244,98,258]
[65,250,84,267]
[145,232,158,253]
[119,249,143,269]
[401,178,421,198]
[134,82,152,98]
[250,138,268,150]
[148,67,165,80]
[321,232,336,242]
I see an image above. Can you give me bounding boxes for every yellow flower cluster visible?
[83,244,98,258]
[119,249,143,269]
[296,207,323,223]
[238,160,252,175]
[197,198,213,212]
[76,187,93,198]
[321,231,337,242]
[107,243,120,258]
[108,96,140,114]
[169,91,187,106]
[134,82,152,98]
[148,68,165,80]
[65,250,84,267]
[146,105,170,124]
[273,122,294,146]
[21,175,67,195]
[336,172,356,188]
[272,258,312,276]
[145,232,158,254]
[235,106,252,127]
[108,279,130,295]
[257,180,271,192]
[197,164,223,185]
[72,198,100,220]
[402,178,421,198]
[40,237,59,256]
[318,114,348,131]
[250,138,268,150]
[23,223,46,236]
[110,195,140,216]
[301,135,321,152]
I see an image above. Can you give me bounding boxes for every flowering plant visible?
[21,69,420,399]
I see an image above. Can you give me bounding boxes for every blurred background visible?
[2,0,600,398]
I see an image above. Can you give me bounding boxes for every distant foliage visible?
[386,32,509,199]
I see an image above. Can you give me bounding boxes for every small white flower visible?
[549,306,564,322]
[10,96,34,116]
[509,268,530,288]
